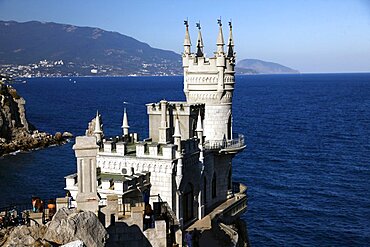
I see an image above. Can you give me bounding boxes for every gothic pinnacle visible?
[196,22,204,57]
[94,110,102,134]
[227,21,234,58]
[196,110,203,132]
[173,116,182,138]
[216,18,225,53]
[183,19,191,54]
[122,108,130,136]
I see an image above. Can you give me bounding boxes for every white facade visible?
[65,20,245,229]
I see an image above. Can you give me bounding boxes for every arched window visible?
[227,114,232,140]
[203,177,207,204]
[228,169,232,190]
[183,183,194,223]
[212,173,217,199]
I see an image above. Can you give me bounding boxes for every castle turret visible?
[121,108,129,137]
[183,19,236,142]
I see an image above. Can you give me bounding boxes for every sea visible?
[0,74,369,246]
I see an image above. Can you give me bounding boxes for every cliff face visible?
[0,84,32,140]
[0,83,71,156]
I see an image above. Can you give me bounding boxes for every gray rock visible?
[44,208,108,247]
[1,225,49,247]
[61,240,85,247]
[62,131,74,138]
[54,132,63,141]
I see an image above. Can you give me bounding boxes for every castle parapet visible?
[136,141,176,160]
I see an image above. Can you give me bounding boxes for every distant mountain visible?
[0,20,182,76]
[236,59,299,74]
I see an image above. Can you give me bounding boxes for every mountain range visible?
[236,59,298,74]
[0,20,298,76]
[0,20,181,76]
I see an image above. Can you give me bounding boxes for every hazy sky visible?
[0,0,369,73]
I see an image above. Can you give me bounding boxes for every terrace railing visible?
[203,133,245,152]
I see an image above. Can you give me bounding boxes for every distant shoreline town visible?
[0,59,181,78]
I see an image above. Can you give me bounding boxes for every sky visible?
[0,0,369,73]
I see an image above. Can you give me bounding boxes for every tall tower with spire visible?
[183,19,236,142]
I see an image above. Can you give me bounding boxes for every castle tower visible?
[183,19,236,142]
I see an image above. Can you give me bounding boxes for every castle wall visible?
[97,155,175,207]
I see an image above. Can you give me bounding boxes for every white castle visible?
[64,20,248,246]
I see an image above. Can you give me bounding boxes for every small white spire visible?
[122,108,129,136]
[216,18,225,54]
[173,116,182,138]
[94,110,102,134]
[183,20,191,54]
[196,110,203,132]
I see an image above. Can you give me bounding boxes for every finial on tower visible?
[227,20,235,58]
[216,18,225,54]
[183,19,191,55]
[217,17,222,27]
[122,108,130,136]
[173,115,182,138]
[196,21,204,57]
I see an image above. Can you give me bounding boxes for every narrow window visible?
[203,177,207,204]
[228,169,232,190]
[212,173,216,199]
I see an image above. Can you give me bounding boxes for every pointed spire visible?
[196,110,203,132]
[196,22,204,57]
[122,108,129,136]
[173,116,182,138]
[216,18,225,54]
[94,110,102,134]
[183,19,191,55]
[227,21,234,58]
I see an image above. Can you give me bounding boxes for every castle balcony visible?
[203,133,246,154]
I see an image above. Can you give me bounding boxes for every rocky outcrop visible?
[0,225,50,247]
[44,208,108,247]
[0,83,72,156]
[0,208,108,247]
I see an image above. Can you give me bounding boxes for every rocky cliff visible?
[0,83,72,156]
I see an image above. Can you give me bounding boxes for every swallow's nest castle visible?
[64,20,249,247]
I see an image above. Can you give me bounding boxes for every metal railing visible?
[203,134,245,151]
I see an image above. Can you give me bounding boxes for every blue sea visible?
[1,74,369,246]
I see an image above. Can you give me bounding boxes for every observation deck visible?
[203,133,246,154]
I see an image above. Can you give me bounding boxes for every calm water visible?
[0,74,369,246]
